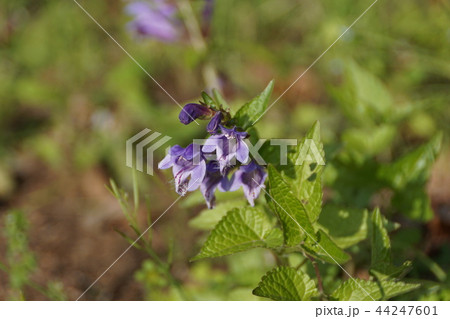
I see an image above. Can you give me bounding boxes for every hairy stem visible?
[308,255,324,297]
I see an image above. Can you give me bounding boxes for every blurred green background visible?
[0,0,449,300]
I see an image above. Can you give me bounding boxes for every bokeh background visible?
[0,0,449,300]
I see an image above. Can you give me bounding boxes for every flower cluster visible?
[159,95,267,208]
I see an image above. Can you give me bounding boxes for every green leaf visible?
[233,80,274,130]
[371,208,391,269]
[332,61,393,125]
[377,134,441,222]
[253,266,319,301]
[319,206,369,248]
[201,91,216,108]
[281,121,325,222]
[212,88,229,110]
[331,279,420,301]
[267,165,315,246]
[391,186,434,221]
[348,61,392,119]
[189,200,246,230]
[191,207,276,260]
[318,205,399,249]
[341,125,396,162]
[370,208,412,279]
[378,133,442,190]
[180,188,243,208]
[264,228,284,248]
[304,230,350,264]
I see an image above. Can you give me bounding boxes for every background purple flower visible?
[229,162,267,206]
[202,0,215,24]
[125,1,180,42]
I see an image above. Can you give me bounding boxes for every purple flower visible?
[158,144,206,195]
[179,103,213,125]
[202,0,215,24]
[203,125,249,174]
[125,1,179,42]
[200,161,231,209]
[229,162,267,206]
[206,111,222,134]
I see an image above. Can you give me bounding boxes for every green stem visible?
[271,249,289,266]
[177,0,220,91]
[142,242,190,300]
[295,257,308,270]
[132,168,139,220]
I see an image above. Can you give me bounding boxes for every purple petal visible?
[179,103,211,125]
[236,140,249,163]
[158,153,175,169]
[202,135,222,153]
[200,183,216,208]
[218,175,232,192]
[207,112,222,134]
[242,184,256,206]
[227,169,243,192]
[215,136,229,161]
[126,2,152,15]
[187,161,206,191]
[182,143,194,160]
[169,144,185,156]
[125,1,180,42]
[201,177,220,208]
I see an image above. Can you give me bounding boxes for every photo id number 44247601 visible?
[375,306,438,316]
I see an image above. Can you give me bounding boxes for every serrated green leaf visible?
[304,230,350,264]
[253,266,319,301]
[267,165,315,246]
[371,262,412,282]
[280,121,325,222]
[233,80,274,130]
[331,279,420,301]
[191,207,276,260]
[370,208,412,279]
[378,133,442,190]
[371,208,391,269]
[380,134,442,222]
[189,200,246,230]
